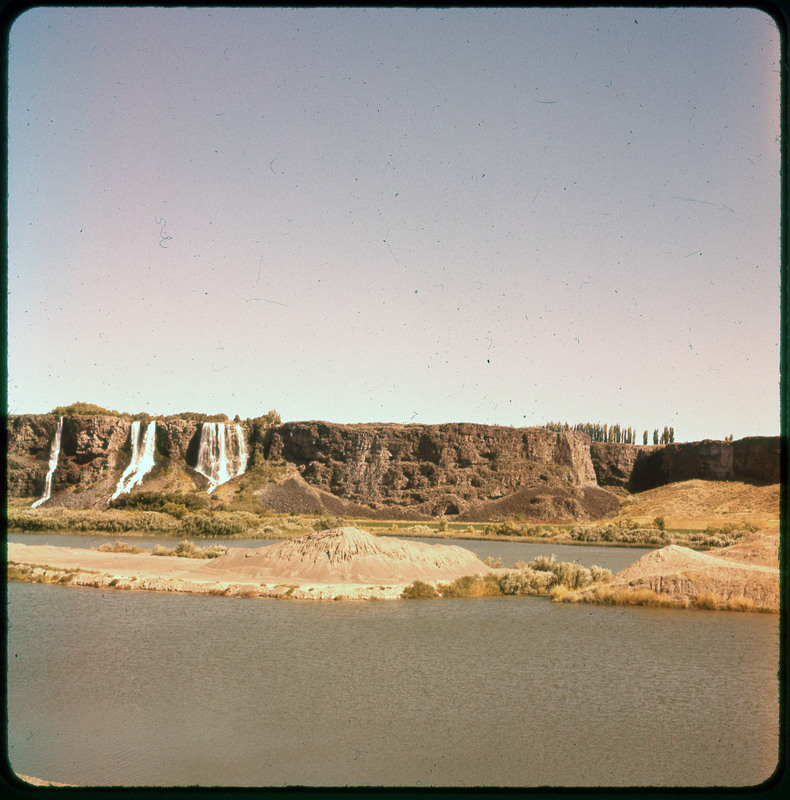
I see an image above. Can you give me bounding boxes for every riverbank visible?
[8,526,779,610]
[6,541,414,600]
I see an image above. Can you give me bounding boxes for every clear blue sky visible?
[7,7,781,441]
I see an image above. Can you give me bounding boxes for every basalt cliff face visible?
[5,415,781,520]
[263,421,614,519]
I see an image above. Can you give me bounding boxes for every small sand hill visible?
[604,530,780,610]
[205,526,489,584]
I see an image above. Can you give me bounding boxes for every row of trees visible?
[543,421,676,445]
[48,403,281,426]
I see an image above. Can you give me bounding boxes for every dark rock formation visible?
[263,422,601,518]
[590,442,660,487]
[628,437,780,491]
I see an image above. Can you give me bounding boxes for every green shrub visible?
[98,541,145,554]
[499,568,553,596]
[401,580,438,599]
[437,574,502,598]
[109,491,208,514]
[50,402,121,416]
[589,565,612,583]
[528,554,557,572]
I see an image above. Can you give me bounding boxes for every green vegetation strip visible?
[7,499,757,550]
[401,555,612,599]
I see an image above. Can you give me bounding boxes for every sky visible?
[6,6,782,441]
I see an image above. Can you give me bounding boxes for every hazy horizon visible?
[7,7,781,441]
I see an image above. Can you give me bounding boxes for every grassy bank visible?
[551,584,776,613]
[7,503,756,550]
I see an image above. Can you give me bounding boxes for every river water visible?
[6,534,780,787]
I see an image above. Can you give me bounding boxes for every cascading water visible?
[195,422,248,493]
[32,417,64,508]
[110,420,157,501]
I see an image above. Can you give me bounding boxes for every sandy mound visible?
[605,531,780,610]
[205,526,490,584]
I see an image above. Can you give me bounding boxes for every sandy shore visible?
[6,537,470,600]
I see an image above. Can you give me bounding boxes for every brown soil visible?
[611,479,780,529]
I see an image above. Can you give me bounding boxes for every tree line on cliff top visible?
[543,421,676,445]
[48,402,281,426]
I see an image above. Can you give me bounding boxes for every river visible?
[6,534,780,787]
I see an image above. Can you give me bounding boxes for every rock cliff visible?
[263,422,601,518]
[5,414,781,521]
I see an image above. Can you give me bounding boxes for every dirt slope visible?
[611,479,780,529]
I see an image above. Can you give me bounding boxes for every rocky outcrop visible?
[264,422,600,517]
[628,437,780,491]
[591,437,780,491]
[590,442,658,487]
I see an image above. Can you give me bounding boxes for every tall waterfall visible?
[195,422,248,493]
[32,416,64,508]
[110,420,157,501]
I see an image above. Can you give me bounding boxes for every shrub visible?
[528,554,556,572]
[109,491,208,514]
[550,562,592,590]
[589,565,612,584]
[498,568,552,596]
[694,592,720,610]
[153,541,228,559]
[654,516,666,531]
[725,595,756,612]
[98,541,145,554]
[401,580,438,599]
[437,574,502,598]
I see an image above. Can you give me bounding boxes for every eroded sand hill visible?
[204,526,488,584]
[7,527,491,600]
[597,530,780,611]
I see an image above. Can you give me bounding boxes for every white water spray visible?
[32,416,64,508]
[195,422,248,493]
[110,420,157,501]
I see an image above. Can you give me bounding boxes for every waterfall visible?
[110,420,157,501]
[32,417,64,508]
[195,422,248,493]
[235,424,249,475]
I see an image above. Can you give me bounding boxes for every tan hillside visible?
[610,479,780,529]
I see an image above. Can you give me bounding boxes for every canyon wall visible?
[5,414,781,519]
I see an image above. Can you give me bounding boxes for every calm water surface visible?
[7,581,779,787]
